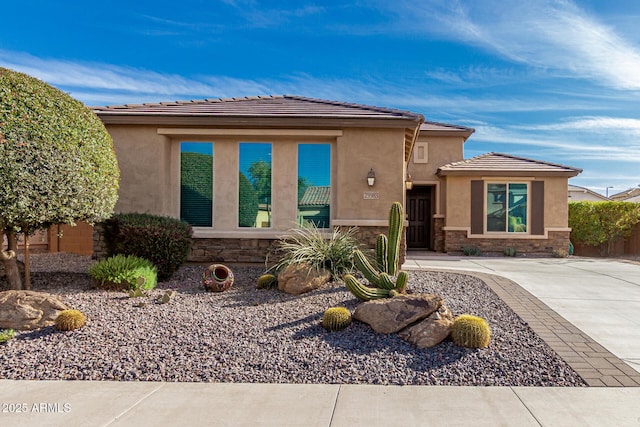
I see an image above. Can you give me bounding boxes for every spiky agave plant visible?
[268,223,360,279]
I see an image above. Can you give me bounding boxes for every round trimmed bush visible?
[102,213,193,281]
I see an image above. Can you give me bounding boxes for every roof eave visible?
[94,113,423,129]
[437,169,582,178]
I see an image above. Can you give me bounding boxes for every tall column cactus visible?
[387,201,403,275]
[346,201,409,301]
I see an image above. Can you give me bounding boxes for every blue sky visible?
[1,0,639,196]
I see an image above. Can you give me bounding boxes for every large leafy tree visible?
[0,68,120,289]
[569,201,640,255]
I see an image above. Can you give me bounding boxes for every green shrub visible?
[102,213,193,280]
[89,254,157,291]
[269,224,359,279]
[503,247,517,257]
[0,329,16,343]
[462,246,481,256]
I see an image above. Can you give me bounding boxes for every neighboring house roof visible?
[93,95,424,125]
[437,152,582,177]
[610,187,640,201]
[299,186,330,206]
[419,121,475,139]
[568,184,609,201]
[623,194,640,203]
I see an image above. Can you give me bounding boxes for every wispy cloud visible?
[377,0,640,90]
[2,49,596,114]
[515,117,640,135]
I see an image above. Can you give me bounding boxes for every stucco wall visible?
[407,135,464,179]
[442,176,571,230]
[407,135,465,216]
[108,125,173,216]
[544,176,570,228]
[334,128,407,221]
[106,125,408,232]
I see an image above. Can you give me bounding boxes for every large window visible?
[297,143,331,228]
[239,142,272,228]
[486,183,528,233]
[180,142,213,227]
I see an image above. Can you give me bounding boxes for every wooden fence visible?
[573,220,640,257]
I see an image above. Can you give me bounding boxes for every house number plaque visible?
[363,191,379,200]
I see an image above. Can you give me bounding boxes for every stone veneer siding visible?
[92,223,108,260]
[433,217,445,252]
[444,230,571,256]
[93,224,407,265]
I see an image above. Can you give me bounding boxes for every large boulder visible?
[277,263,331,295]
[398,305,454,348]
[0,290,68,330]
[354,294,443,334]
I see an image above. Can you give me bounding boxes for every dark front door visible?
[406,186,432,249]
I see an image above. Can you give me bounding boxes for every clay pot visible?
[202,264,234,292]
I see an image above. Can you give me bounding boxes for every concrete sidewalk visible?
[2,380,640,426]
[2,255,640,426]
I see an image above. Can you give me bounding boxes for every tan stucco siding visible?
[443,175,571,230]
[544,176,569,228]
[107,124,411,231]
[443,176,471,227]
[109,125,172,216]
[408,136,465,180]
[334,128,406,221]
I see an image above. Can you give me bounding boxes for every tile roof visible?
[610,187,640,200]
[93,95,424,122]
[299,186,330,206]
[437,152,582,177]
[420,121,475,133]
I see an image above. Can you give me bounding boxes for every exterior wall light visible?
[405,173,413,190]
[367,168,376,186]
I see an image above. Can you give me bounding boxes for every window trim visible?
[484,180,530,235]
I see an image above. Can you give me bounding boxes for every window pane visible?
[180,142,213,227]
[486,183,506,232]
[508,183,527,232]
[298,144,331,228]
[239,142,271,228]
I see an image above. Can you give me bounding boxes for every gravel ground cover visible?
[0,253,586,386]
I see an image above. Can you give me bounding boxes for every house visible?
[89,95,581,261]
[568,184,609,201]
[610,187,640,201]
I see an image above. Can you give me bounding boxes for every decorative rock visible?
[398,305,454,348]
[354,293,443,334]
[277,263,330,295]
[0,290,68,330]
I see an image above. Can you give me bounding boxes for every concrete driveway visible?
[403,255,640,374]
